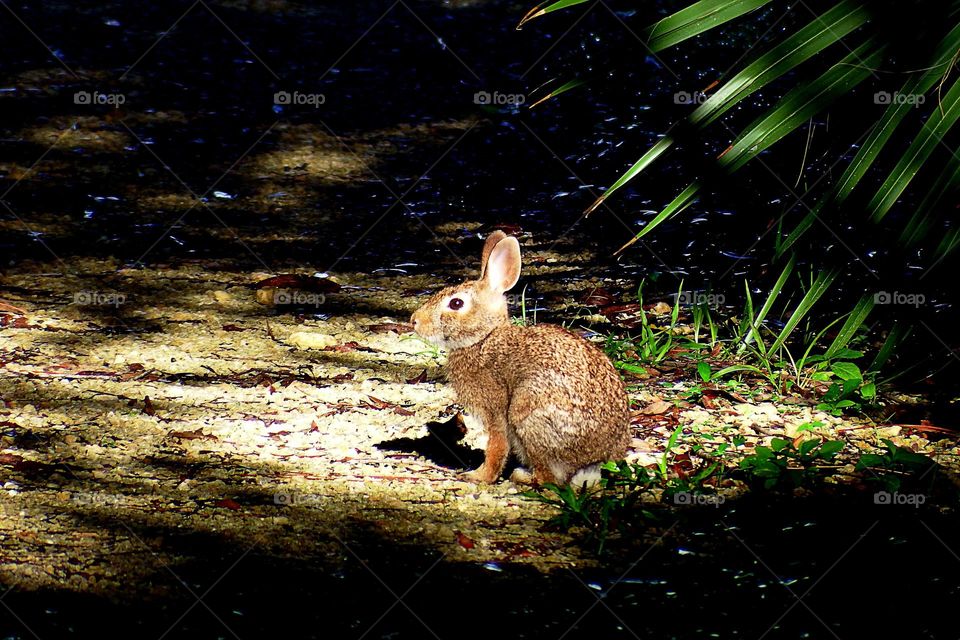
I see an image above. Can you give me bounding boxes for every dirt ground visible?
[3,243,957,602]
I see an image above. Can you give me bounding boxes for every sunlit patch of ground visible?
[21,116,132,155]
[0,253,640,597]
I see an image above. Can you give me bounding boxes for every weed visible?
[856,438,936,493]
[739,437,845,490]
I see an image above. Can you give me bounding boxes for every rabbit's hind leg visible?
[508,391,575,485]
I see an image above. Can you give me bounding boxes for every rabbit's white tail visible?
[569,463,603,489]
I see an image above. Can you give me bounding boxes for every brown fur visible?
[410,233,631,485]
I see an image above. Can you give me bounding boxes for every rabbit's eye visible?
[448,297,464,310]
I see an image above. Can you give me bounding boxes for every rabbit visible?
[410,230,631,486]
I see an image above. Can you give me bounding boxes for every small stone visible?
[287,331,337,350]
[212,290,233,304]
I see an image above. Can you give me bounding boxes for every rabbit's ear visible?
[482,235,521,294]
[479,230,507,279]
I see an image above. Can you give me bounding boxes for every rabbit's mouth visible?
[414,326,443,345]
[410,317,449,349]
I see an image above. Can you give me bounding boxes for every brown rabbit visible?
[410,231,631,485]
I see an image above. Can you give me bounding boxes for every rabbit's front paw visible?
[462,466,499,484]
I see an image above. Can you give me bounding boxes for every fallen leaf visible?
[641,400,672,415]
[253,274,341,294]
[406,370,428,384]
[0,453,24,466]
[365,396,391,410]
[324,341,361,352]
[456,531,475,549]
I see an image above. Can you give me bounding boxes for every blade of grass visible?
[868,322,910,374]
[900,152,960,245]
[586,137,676,215]
[935,228,960,260]
[776,199,825,258]
[740,254,795,349]
[834,23,960,201]
[770,22,960,253]
[823,294,873,359]
[768,269,837,354]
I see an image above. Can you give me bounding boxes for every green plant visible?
[690,301,718,348]
[603,281,683,366]
[523,425,729,552]
[695,360,763,384]
[518,0,958,387]
[724,256,878,395]
[401,334,440,359]
[856,438,936,493]
[739,437,845,489]
[523,466,658,553]
[811,359,876,415]
[511,284,535,326]
[657,425,683,481]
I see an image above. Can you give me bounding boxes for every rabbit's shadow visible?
[375,414,485,471]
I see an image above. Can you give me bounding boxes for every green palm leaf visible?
[644,0,773,52]
[586,0,870,213]
[691,0,869,127]
[517,0,591,29]
[720,41,884,172]
[867,73,960,222]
